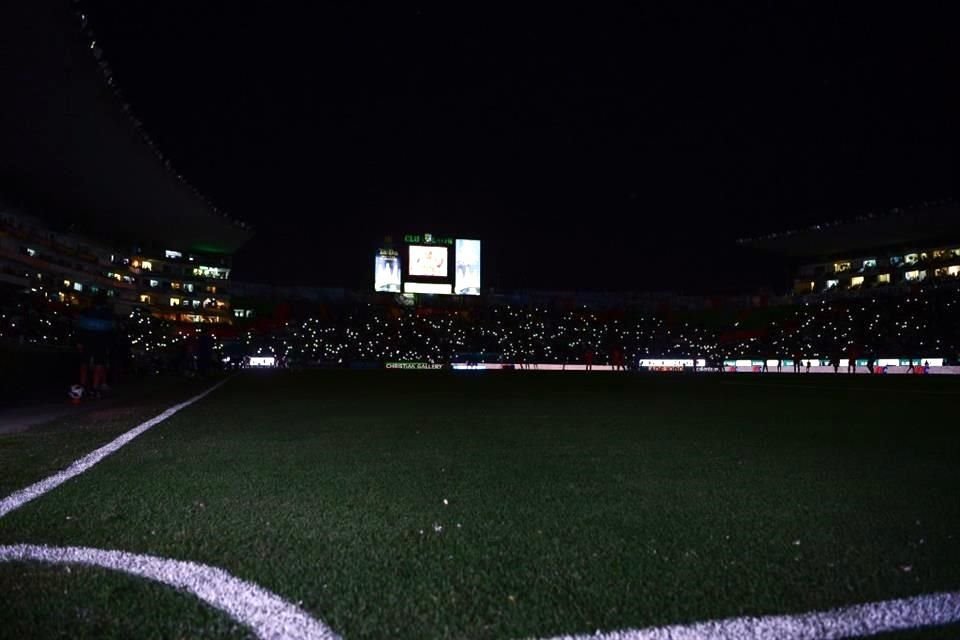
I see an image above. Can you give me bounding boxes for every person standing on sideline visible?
[75,291,116,397]
[611,347,624,371]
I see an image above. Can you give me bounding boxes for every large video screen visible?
[454,239,481,295]
[374,253,401,292]
[408,245,448,277]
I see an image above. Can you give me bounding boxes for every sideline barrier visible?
[446,363,960,374]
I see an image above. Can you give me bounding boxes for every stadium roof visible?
[739,202,960,259]
[0,1,251,254]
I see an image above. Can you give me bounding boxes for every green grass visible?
[0,375,225,496]
[0,563,251,640]
[1,371,959,639]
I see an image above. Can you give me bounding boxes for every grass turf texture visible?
[0,562,251,640]
[0,375,226,497]
[1,371,959,639]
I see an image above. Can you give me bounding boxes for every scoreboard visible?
[374,233,480,295]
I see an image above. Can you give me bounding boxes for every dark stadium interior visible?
[3,2,955,292]
[1,3,959,639]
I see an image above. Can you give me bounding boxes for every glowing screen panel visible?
[454,239,481,295]
[408,245,448,277]
[404,282,452,294]
[374,253,401,292]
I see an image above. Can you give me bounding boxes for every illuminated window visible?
[26,247,37,257]
[63,279,71,287]
[170,297,180,307]
[860,259,876,270]
[825,279,839,289]
[131,260,140,268]
[141,261,152,271]
[933,249,946,259]
[876,273,890,284]
[73,282,83,292]
[904,253,919,265]
[170,281,181,289]
[206,285,217,293]
[833,261,851,273]
[139,294,152,304]
[934,265,960,278]
[149,279,159,288]
[192,300,201,309]
[849,276,864,287]
[164,250,182,259]
[904,270,926,281]
[193,265,227,279]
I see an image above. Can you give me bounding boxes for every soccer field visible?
[2,371,959,639]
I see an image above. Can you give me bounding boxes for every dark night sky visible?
[82,2,956,293]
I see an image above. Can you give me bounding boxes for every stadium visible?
[1,2,959,639]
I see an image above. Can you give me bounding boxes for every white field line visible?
[535,590,960,640]
[0,543,339,640]
[0,377,231,519]
[4,374,959,640]
[1,550,956,640]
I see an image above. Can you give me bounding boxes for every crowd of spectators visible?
[747,281,960,365]
[224,302,723,369]
[2,280,959,382]
[237,281,960,368]
[0,295,76,348]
